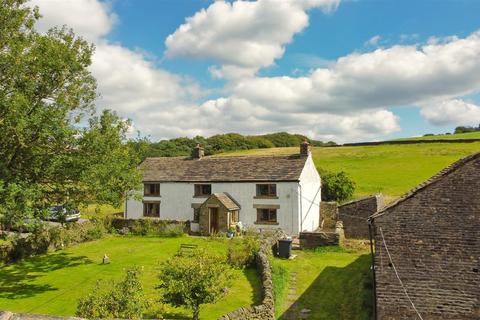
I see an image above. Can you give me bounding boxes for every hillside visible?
[218,142,480,202]
[395,131,480,141]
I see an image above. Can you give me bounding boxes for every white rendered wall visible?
[125,181,301,234]
[298,153,321,232]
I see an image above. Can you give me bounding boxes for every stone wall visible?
[372,153,480,319]
[320,201,338,230]
[219,229,286,320]
[299,221,344,248]
[111,218,189,233]
[0,311,83,320]
[338,194,383,239]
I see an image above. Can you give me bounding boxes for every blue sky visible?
[32,0,480,142]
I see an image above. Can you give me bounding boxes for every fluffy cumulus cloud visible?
[28,0,480,142]
[165,0,340,79]
[420,99,480,126]
[30,0,117,41]
[231,32,480,115]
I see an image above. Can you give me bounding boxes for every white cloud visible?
[165,0,340,79]
[27,0,480,143]
[30,0,117,41]
[420,99,480,126]
[230,31,480,116]
[365,35,381,47]
[91,43,202,115]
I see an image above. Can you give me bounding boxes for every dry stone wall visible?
[372,154,480,319]
[338,194,383,239]
[219,229,286,320]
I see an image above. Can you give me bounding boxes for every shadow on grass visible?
[280,254,372,320]
[0,252,93,299]
[244,267,263,306]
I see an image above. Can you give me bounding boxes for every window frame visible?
[194,184,212,197]
[144,183,160,197]
[256,208,278,224]
[255,184,277,198]
[143,201,160,217]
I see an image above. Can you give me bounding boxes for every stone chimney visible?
[300,139,310,157]
[192,144,204,159]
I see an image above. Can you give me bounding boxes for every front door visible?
[209,207,219,234]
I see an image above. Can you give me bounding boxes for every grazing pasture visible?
[219,142,480,201]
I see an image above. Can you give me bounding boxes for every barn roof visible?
[139,154,308,182]
[370,151,480,220]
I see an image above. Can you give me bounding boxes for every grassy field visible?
[80,204,123,219]
[272,246,371,320]
[395,131,480,141]
[0,236,261,319]
[219,142,480,201]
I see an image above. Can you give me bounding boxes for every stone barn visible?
[368,152,480,320]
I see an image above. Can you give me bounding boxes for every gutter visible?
[368,217,378,320]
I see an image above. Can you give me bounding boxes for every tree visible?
[158,250,234,320]
[321,170,356,202]
[0,0,141,228]
[76,266,148,319]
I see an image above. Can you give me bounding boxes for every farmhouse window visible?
[256,208,277,223]
[256,184,277,197]
[194,184,211,197]
[144,183,160,196]
[193,207,200,223]
[143,201,160,217]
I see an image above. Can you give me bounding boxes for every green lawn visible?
[272,247,371,320]
[0,236,261,319]
[80,204,123,219]
[219,142,480,201]
[394,131,480,141]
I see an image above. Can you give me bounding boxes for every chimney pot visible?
[192,144,204,159]
[300,139,310,157]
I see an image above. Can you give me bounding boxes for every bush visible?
[227,236,260,268]
[77,266,148,319]
[320,169,356,202]
[158,250,234,320]
[123,219,185,237]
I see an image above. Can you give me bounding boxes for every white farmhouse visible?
[125,141,321,235]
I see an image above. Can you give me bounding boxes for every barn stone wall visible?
[338,194,383,239]
[372,154,480,320]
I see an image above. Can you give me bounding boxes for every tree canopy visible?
[0,0,141,228]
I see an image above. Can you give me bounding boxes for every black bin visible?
[278,239,292,259]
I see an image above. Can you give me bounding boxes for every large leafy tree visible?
[0,0,141,227]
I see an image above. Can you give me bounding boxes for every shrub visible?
[158,249,234,320]
[76,266,148,319]
[162,224,184,237]
[227,236,260,268]
[320,169,356,202]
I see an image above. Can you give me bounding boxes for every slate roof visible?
[140,154,308,182]
[370,151,480,220]
[202,193,241,211]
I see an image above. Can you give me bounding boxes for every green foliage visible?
[1,220,107,263]
[158,249,234,320]
[454,124,480,134]
[226,236,260,268]
[320,170,356,202]
[125,219,186,237]
[0,1,142,228]
[76,266,148,319]
[135,132,336,159]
